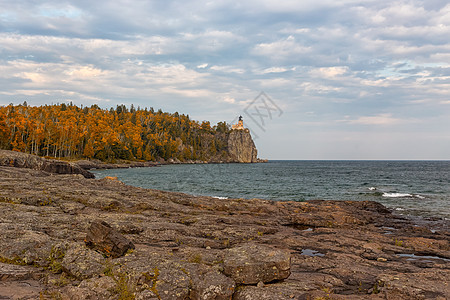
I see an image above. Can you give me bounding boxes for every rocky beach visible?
[0,152,449,299]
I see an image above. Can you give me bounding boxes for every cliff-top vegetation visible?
[0,102,231,162]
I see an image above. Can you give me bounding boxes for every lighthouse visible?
[232,115,245,130]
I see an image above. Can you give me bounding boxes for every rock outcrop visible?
[0,166,449,299]
[75,159,159,170]
[227,129,258,163]
[0,150,94,178]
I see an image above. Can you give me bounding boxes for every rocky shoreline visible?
[0,150,267,179]
[0,164,449,299]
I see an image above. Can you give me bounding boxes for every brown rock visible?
[223,243,291,284]
[0,166,449,299]
[85,220,135,258]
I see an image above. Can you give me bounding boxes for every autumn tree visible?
[0,103,232,162]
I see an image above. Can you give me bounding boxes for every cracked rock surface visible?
[0,165,449,299]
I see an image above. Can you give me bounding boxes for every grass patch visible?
[394,238,404,247]
[141,267,160,299]
[0,255,27,265]
[46,245,66,274]
[188,253,203,264]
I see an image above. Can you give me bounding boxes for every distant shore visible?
[75,157,268,171]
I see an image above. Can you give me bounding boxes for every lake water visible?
[92,160,450,220]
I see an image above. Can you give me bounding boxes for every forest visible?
[0,102,232,162]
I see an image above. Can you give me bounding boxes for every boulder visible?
[85,220,135,258]
[223,243,291,284]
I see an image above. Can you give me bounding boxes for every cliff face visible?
[227,129,258,163]
[0,150,94,178]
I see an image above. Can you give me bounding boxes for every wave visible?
[212,196,229,200]
[382,192,424,199]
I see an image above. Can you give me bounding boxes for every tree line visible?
[0,102,232,162]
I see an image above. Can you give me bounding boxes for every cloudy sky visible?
[1,0,449,159]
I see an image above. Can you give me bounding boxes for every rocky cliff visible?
[0,150,94,178]
[227,129,258,163]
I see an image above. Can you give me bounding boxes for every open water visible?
[92,160,450,220]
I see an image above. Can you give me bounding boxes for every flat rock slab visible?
[0,262,36,281]
[223,243,291,284]
[0,280,43,300]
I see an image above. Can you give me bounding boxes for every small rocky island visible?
[0,151,449,299]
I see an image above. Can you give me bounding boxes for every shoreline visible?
[90,162,450,222]
[0,165,449,299]
[76,158,269,171]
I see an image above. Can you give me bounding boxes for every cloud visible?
[222,96,236,104]
[252,36,311,62]
[1,0,449,158]
[258,67,292,74]
[309,67,349,78]
[210,65,246,74]
[340,113,403,126]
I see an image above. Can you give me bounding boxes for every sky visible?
[1,0,449,160]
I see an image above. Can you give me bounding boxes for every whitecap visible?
[383,193,413,198]
[382,192,425,199]
[212,196,228,200]
[368,187,377,191]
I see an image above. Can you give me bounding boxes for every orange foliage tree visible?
[0,103,231,162]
